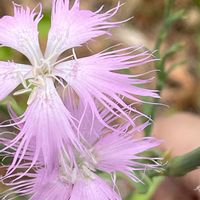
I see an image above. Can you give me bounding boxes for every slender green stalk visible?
[143,0,185,136]
[147,147,200,178]
[164,147,200,176]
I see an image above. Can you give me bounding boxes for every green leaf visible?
[165,10,185,27]
[193,0,200,9]
[38,11,51,38]
[0,96,25,116]
[0,47,13,60]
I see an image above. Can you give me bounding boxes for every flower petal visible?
[0,61,32,101]
[30,168,72,200]
[45,0,121,61]
[0,3,43,65]
[70,175,121,200]
[62,86,109,145]
[94,133,161,182]
[2,78,84,175]
[54,47,158,128]
[1,167,72,200]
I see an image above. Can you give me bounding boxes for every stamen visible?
[53,55,74,66]
[71,168,77,184]
[13,88,32,96]
[72,48,78,60]
[48,74,67,88]
[28,77,45,87]
[82,164,96,179]
[17,72,28,89]
[27,88,37,105]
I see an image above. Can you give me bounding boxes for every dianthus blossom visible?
[1,103,161,200]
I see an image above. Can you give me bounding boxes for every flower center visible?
[13,51,75,101]
[33,59,52,77]
[59,150,98,184]
[13,58,54,97]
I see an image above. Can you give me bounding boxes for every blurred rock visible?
[161,65,200,112]
[112,26,152,47]
[185,8,200,30]
[152,177,198,200]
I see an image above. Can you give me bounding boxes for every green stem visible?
[144,0,184,136]
[164,147,200,176]
[148,147,200,177]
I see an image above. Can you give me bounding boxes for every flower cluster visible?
[0,1,160,199]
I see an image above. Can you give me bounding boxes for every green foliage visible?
[193,0,200,8]
[143,0,185,136]
[127,177,164,200]
[0,47,13,61]
[38,11,51,38]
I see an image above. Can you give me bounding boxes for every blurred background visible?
[0,0,200,199]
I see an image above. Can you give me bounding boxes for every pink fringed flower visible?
[0,0,158,174]
[55,47,158,127]
[1,104,161,200]
[0,0,124,172]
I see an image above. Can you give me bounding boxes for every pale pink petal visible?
[94,133,161,182]
[0,3,43,65]
[62,87,107,145]
[1,167,72,200]
[2,78,84,175]
[70,175,121,200]
[30,168,72,200]
[54,47,158,128]
[0,61,32,101]
[45,0,121,61]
